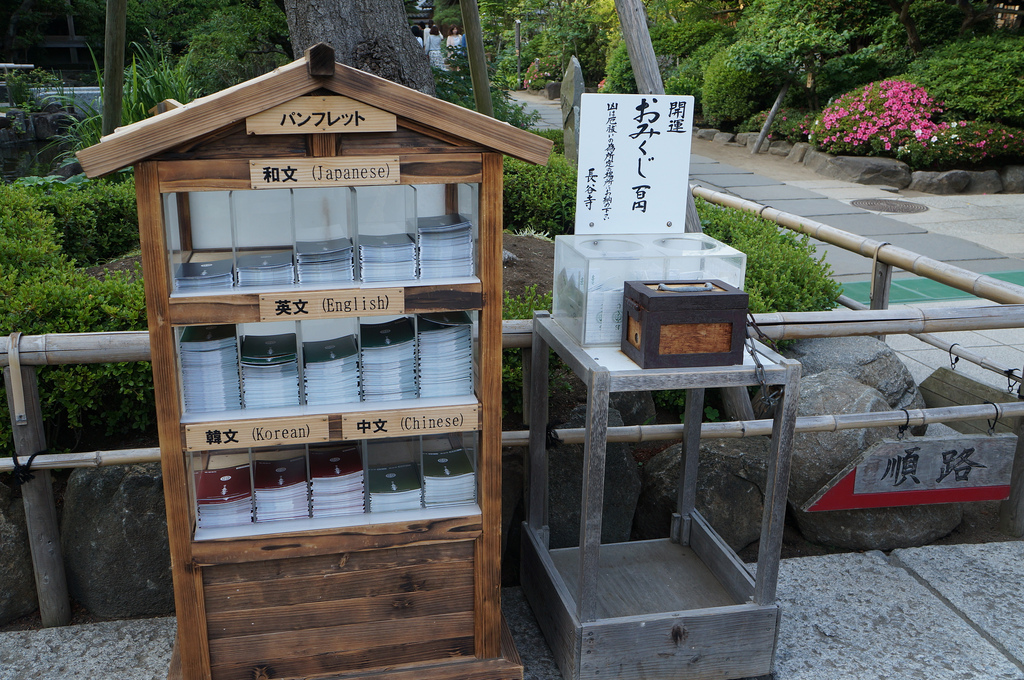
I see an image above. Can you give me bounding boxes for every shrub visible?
[809,80,947,158]
[651,20,734,61]
[893,120,1024,170]
[601,41,637,94]
[0,182,152,457]
[503,153,576,236]
[701,50,770,128]
[18,176,139,265]
[531,128,565,156]
[738,108,815,144]
[696,198,841,315]
[905,34,1024,127]
[501,285,553,418]
[523,56,559,91]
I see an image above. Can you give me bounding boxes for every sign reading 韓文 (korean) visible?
[245,96,397,135]
[574,94,694,235]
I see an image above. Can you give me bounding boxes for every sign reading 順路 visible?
[574,93,694,235]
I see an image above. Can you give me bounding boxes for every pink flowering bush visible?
[523,56,559,91]
[810,80,1024,170]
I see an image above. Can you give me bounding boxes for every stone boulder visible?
[804,149,912,189]
[634,436,770,552]
[542,81,561,101]
[964,170,1003,194]
[713,132,735,144]
[0,481,37,625]
[789,371,961,550]
[769,140,794,156]
[609,391,657,431]
[909,170,970,194]
[1000,165,1024,194]
[783,336,927,435]
[61,464,174,619]
[787,142,811,164]
[695,128,719,140]
[547,405,642,549]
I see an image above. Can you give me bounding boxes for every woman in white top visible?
[425,26,444,69]
[446,27,462,52]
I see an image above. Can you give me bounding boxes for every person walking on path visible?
[446,26,462,54]
[424,25,444,69]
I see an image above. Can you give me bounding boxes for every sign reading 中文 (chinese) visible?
[574,93,694,235]
[250,157,400,189]
[245,96,397,135]
[803,433,1017,512]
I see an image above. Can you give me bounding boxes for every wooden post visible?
[578,368,610,623]
[460,0,494,118]
[999,418,1024,536]
[614,0,664,95]
[870,252,893,342]
[675,387,705,545]
[4,366,71,627]
[101,0,127,136]
[528,312,551,536]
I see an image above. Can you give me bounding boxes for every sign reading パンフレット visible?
[250,157,400,189]
[574,94,694,235]
[246,96,397,135]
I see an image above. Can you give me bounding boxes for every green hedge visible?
[503,153,577,237]
[701,49,771,128]
[0,181,152,457]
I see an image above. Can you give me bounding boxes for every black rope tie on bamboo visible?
[985,401,1001,436]
[545,424,562,449]
[948,343,961,371]
[897,409,911,440]
[1004,367,1022,395]
[10,450,45,486]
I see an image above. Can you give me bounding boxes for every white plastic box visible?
[552,233,747,347]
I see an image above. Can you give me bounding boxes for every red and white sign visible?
[803,434,1017,512]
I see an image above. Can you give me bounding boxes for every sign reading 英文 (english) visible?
[246,96,397,135]
[803,434,1017,512]
[250,157,400,189]
[185,416,329,451]
[574,94,694,235]
[259,288,404,321]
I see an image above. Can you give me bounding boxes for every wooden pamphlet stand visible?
[77,45,551,680]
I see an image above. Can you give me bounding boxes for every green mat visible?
[842,270,1024,305]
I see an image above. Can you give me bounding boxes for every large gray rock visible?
[788,142,810,164]
[61,464,173,619]
[789,371,962,550]
[713,131,735,144]
[609,391,656,429]
[816,153,912,188]
[964,169,1003,194]
[769,140,794,156]
[695,128,719,140]
[909,170,970,194]
[1000,165,1024,193]
[542,81,561,101]
[560,56,584,165]
[634,436,770,551]
[547,405,642,549]
[0,481,37,625]
[784,336,927,435]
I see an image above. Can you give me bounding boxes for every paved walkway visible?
[3,93,1023,680]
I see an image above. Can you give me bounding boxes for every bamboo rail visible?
[691,185,1024,305]
[3,305,1023,365]
[5,402,1023,474]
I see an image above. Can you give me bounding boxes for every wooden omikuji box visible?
[621,279,748,369]
[76,43,552,680]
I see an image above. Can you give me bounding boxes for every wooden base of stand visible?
[169,615,522,680]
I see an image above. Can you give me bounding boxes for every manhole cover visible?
[850,198,929,214]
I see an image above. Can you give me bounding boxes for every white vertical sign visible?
[574,93,694,235]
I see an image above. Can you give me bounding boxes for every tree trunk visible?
[886,0,923,53]
[283,0,435,95]
[614,0,664,95]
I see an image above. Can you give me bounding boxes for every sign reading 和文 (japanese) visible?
[245,96,397,135]
[803,433,1017,511]
[250,157,400,189]
[574,93,695,235]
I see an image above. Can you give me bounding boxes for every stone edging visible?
[695,128,1024,195]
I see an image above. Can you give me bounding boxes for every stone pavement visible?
[3,92,1023,680]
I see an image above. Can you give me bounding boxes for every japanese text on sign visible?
[245,96,397,135]
[250,157,400,189]
[575,94,694,235]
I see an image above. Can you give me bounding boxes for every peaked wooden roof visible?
[77,47,553,177]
